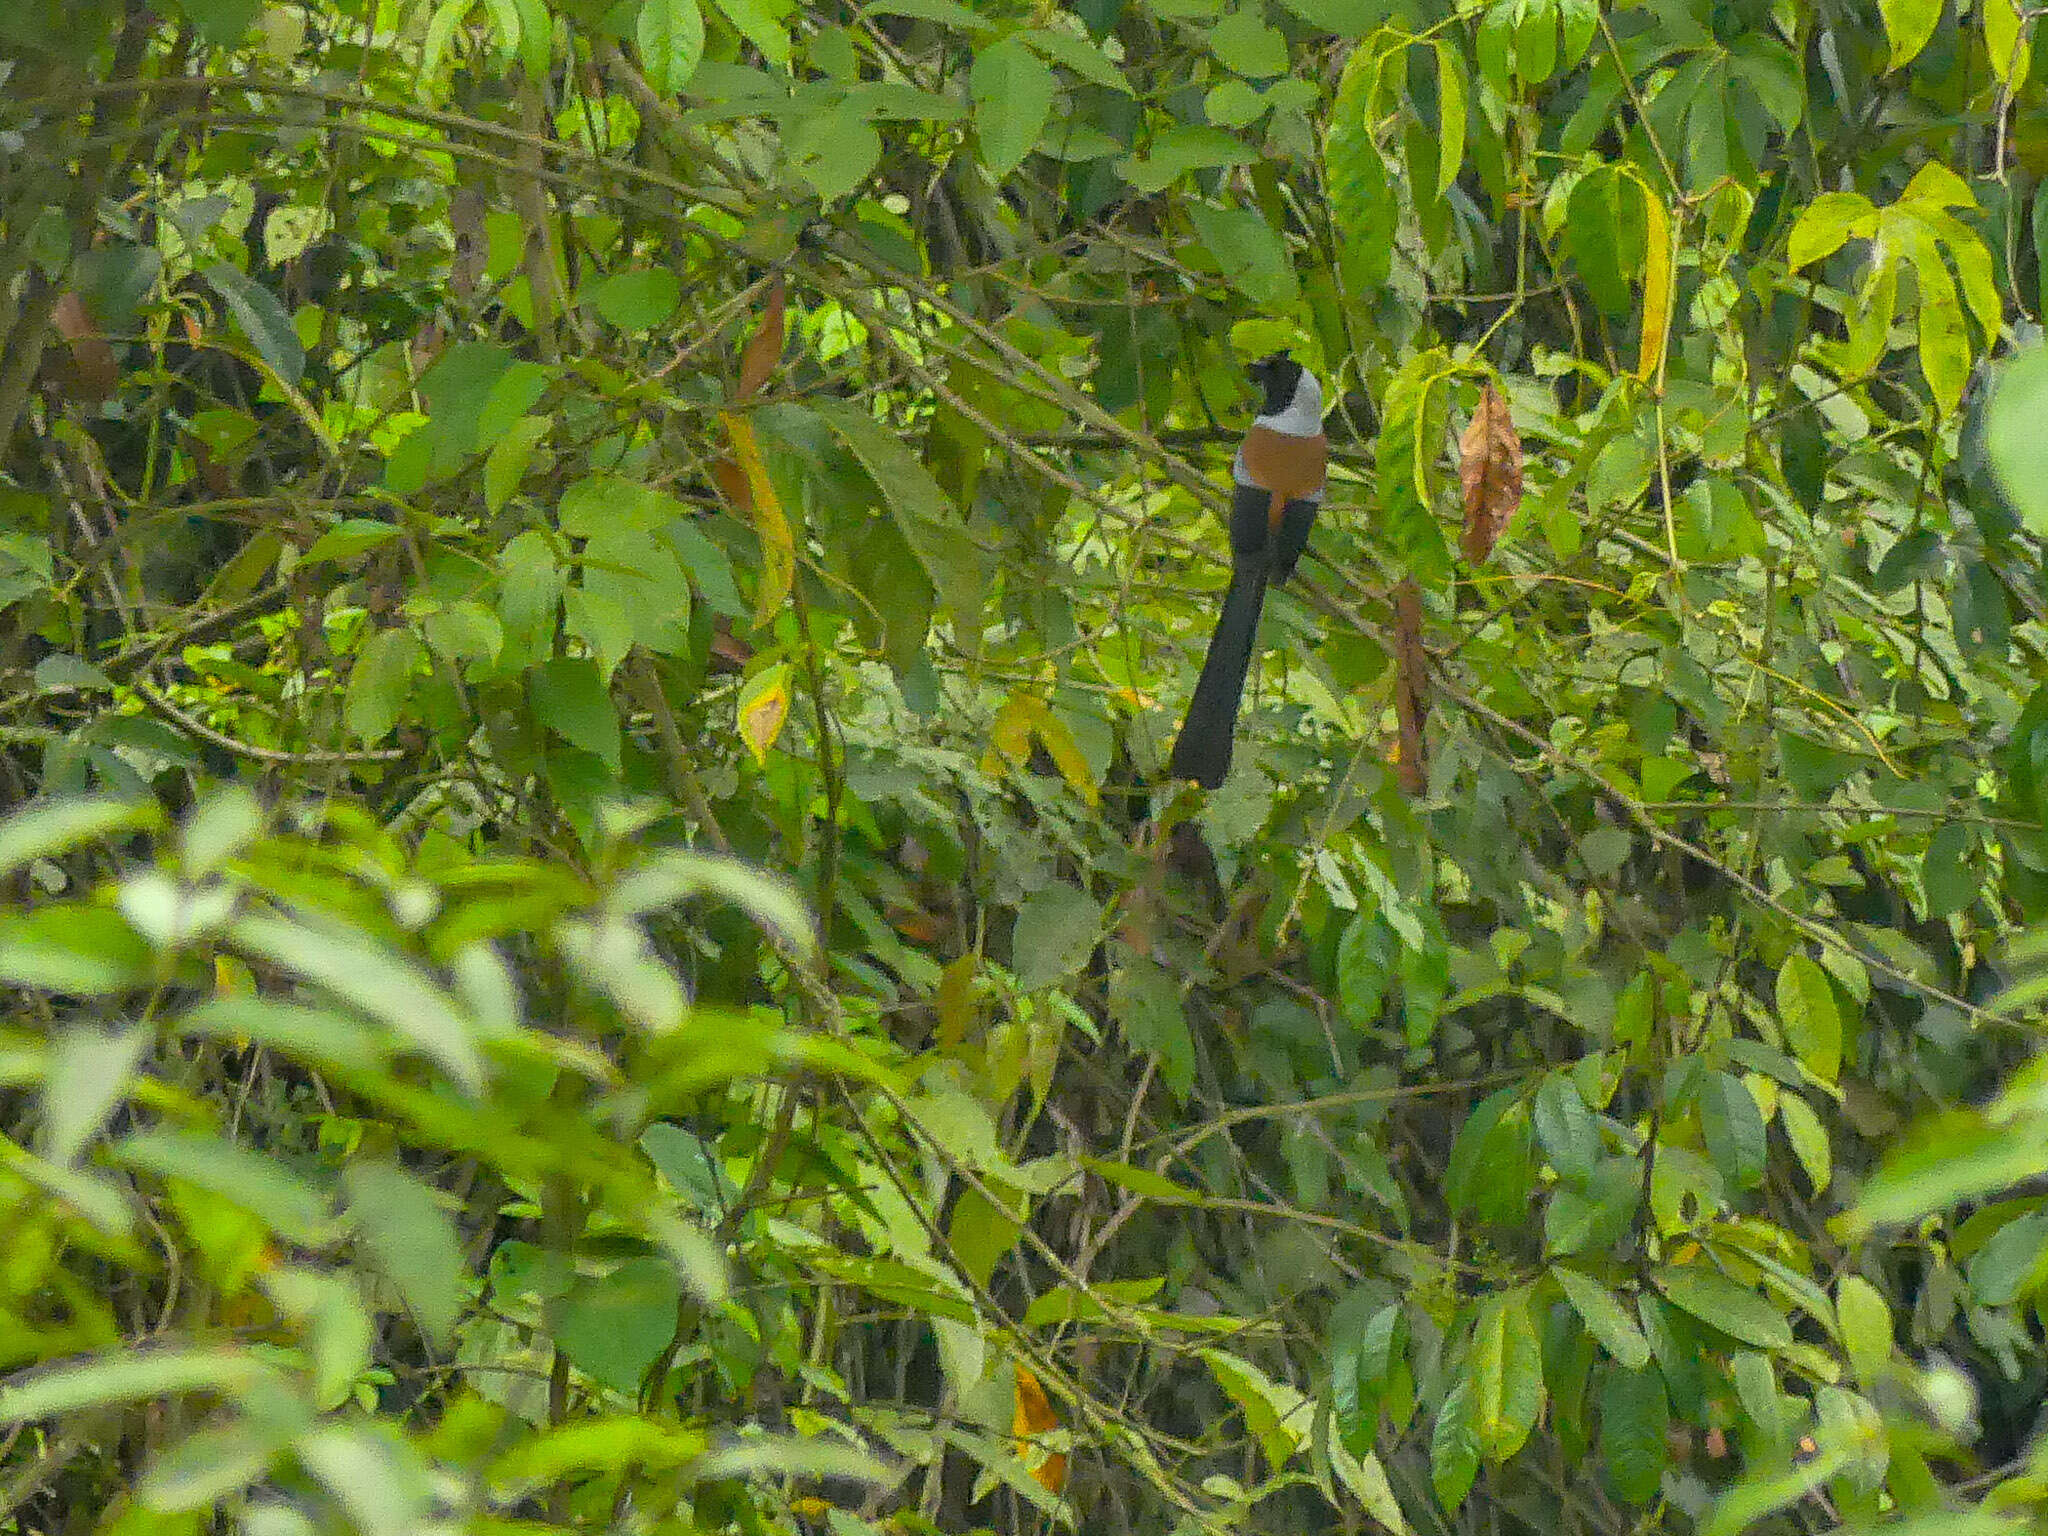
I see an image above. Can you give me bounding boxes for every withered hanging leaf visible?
[1392,578,1428,796]
[736,660,792,766]
[1457,381,1523,564]
[718,411,793,627]
[1011,1362,1068,1494]
[735,274,787,403]
[50,290,118,404]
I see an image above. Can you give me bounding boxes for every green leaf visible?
[1532,1074,1598,1182]
[971,37,1055,178]
[1429,1376,1479,1512]
[531,656,621,769]
[201,264,305,387]
[232,913,485,1094]
[1878,0,1942,67]
[0,907,154,994]
[0,796,158,879]
[1011,885,1103,993]
[1834,1274,1891,1385]
[637,0,704,92]
[173,0,263,45]
[1431,41,1465,202]
[1785,190,1876,269]
[787,101,881,200]
[1118,126,1254,193]
[345,626,425,744]
[1187,201,1297,307]
[1201,1348,1309,1469]
[1776,1091,1831,1195]
[708,0,789,68]
[1985,345,2048,534]
[587,269,683,330]
[1468,1288,1543,1461]
[0,1348,275,1424]
[1698,1071,1766,1188]
[812,399,982,622]
[115,1130,333,1244]
[555,1255,684,1395]
[1654,1266,1792,1350]
[1553,1267,1651,1369]
[1081,1157,1207,1206]
[1774,953,1842,1083]
[1966,1207,2048,1306]
[344,1161,466,1347]
[303,518,402,565]
[1210,8,1288,77]
[1598,1365,1668,1504]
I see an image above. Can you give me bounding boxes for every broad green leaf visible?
[1080,1157,1206,1206]
[1599,1365,1668,1504]
[812,399,981,622]
[1878,0,1941,67]
[1654,1266,1793,1350]
[709,0,790,68]
[786,101,881,199]
[1834,1274,1891,1385]
[554,1255,684,1394]
[1011,885,1103,993]
[1966,1207,2048,1306]
[345,1161,466,1347]
[531,656,621,768]
[1985,345,2048,534]
[1468,1288,1543,1461]
[1786,190,1876,269]
[345,626,425,744]
[1432,41,1465,201]
[232,913,485,1093]
[971,38,1055,178]
[1698,1071,1766,1188]
[1554,1266,1651,1369]
[586,269,682,330]
[42,1023,148,1166]
[1119,126,1255,193]
[115,1130,333,1243]
[1983,0,2029,85]
[1201,1348,1308,1469]
[0,1348,274,1424]
[1532,1074,1598,1182]
[1777,1091,1831,1195]
[1429,1375,1479,1512]
[1774,953,1842,1083]
[201,264,305,387]
[1210,8,1288,77]
[1187,201,1297,307]
[637,0,704,92]
[0,796,158,878]
[0,907,153,994]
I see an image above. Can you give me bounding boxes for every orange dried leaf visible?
[736,274,787,402]
[1457,381,1523,564]
[720,411,794,627]
[1012,1363,1068,1494]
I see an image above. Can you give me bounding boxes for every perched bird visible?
[1168,352,1327,788]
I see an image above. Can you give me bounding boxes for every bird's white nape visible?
[1258,369,1324,438]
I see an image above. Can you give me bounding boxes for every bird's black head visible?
[1247,351,1305,417]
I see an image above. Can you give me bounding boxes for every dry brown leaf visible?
[50,290,118,404]
[1457,381,1524,564]
[1392,577,1428,796]
[735,274,786,403]
[720,411,794,627]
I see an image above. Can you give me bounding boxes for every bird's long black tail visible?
[1169,557,1269,789]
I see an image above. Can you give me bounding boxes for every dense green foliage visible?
[4,0,2048,1532]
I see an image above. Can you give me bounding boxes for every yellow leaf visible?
[979,692,1098,806]
[1984,0,2028,85]
[736,661,792,766]
[1635,185,1673,386]
[1011,1362,1068,1494]
[720,411,794,629]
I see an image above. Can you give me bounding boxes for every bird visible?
[1167,351,1327,789]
